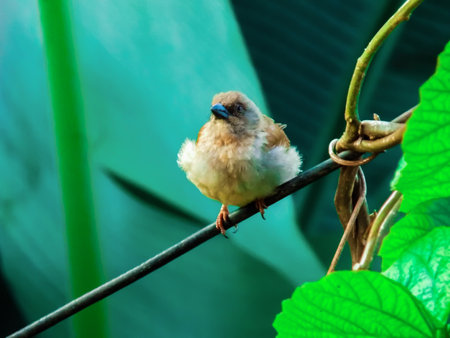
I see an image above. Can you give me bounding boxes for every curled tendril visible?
[328,139,379,166]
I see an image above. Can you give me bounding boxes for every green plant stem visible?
[38,0,107,337]
[338,0,424,149]
[354,191,403,271]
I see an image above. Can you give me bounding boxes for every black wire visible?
[8,154,351,338]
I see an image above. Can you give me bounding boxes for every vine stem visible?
[328,168,367,274]
[353,191,403,271]
[331,106,414,265]
[338,0,424,149]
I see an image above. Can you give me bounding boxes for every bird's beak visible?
[211,103,229,120]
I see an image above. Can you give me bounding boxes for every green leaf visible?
[379,197,450,270]
[393,42,450,212]
[273,271,436,337]
[384,227,450,327]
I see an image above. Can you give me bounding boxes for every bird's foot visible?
[216,205,231,237]
[255,199,267,220]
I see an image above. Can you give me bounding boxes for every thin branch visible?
[353,191,403,271]
[338,0,424,148]
[328,168,367,274]
[8,153,358,338]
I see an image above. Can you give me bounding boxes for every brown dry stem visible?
[329,168,367,274]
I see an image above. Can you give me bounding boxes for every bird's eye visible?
[236,104,244,113]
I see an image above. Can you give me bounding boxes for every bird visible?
[177,91,301,236]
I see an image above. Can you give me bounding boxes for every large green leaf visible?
[393,42,450,212]
[383,41,450,329]
[273,271,436,337]
[384,227,450,327]
[379,197,450,270]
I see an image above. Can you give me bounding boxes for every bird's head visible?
[210,91,261,134]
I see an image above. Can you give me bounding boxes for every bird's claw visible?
[216,205,231,237]
[255,199,267,220]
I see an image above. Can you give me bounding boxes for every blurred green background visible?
[0,0,449,337]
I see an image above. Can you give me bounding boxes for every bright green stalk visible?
[339,0,424,148]
[38,1,107,336]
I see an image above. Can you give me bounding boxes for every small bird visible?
[178,91,301,235]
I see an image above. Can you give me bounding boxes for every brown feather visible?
[261,115,290,148]
[196,125,206,144]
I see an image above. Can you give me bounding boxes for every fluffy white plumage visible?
[178,131,300,206]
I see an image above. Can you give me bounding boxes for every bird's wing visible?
[261,114,290,148]
[196,124,206,144]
